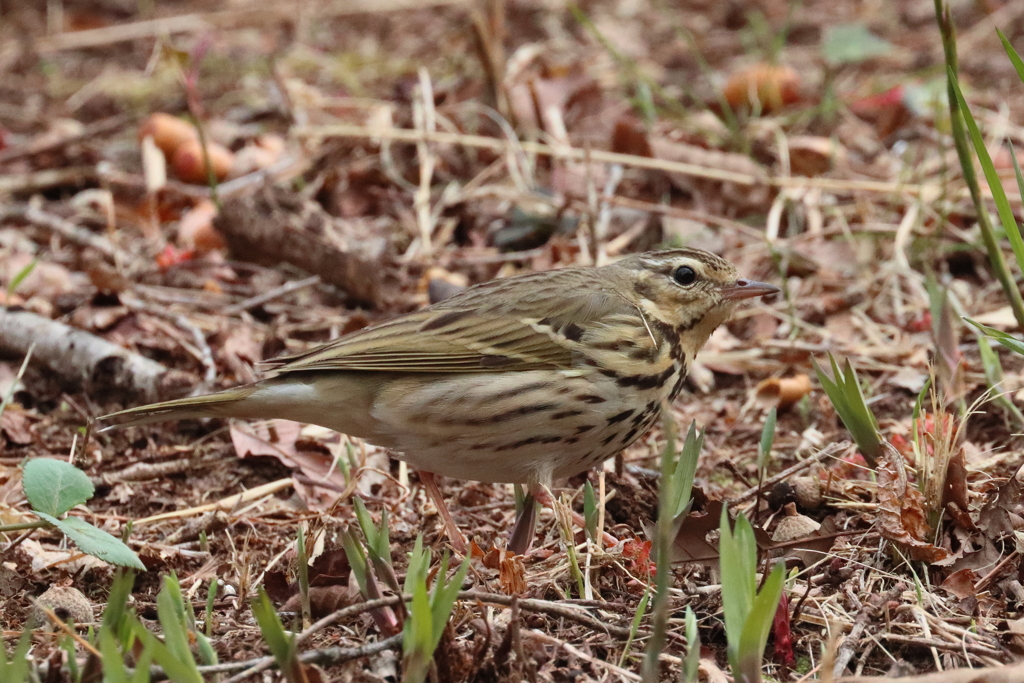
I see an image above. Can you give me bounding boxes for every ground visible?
[1,0,1024,680]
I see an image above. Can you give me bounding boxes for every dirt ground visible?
[2,0,1024,680]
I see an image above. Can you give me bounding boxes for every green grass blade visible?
[947,69,1024,270]
[997,29,1024,85]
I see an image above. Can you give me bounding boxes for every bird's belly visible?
[368,369,670,484]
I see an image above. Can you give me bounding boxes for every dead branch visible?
[0,308,194,404]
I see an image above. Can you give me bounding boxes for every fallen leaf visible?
[940,568,978,600]
[0,408,36,445]
[230,421,350,509]
[876,443,951,564]
[977,464,1024,538]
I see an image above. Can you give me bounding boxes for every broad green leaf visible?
[34,512,145,570]
[23,458,94,517]
[735,563,786,683]
[822,23,893,65]
[719,508,755,659]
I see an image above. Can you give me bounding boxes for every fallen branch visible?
[0,308,194,404]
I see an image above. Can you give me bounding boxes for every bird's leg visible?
[512,483,614,552]
[418,471,468,554]
[507,492,538,555]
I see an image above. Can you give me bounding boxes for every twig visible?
[0,167,97,195]
[877,633,1003,658]
[295,123,1001,199]
[733,441,848,504]
[0,115,130,165]
[33,0,469,52]
[833,583,905,677]
[527,630,642,681]
[457,590,635,638]
[0,205,120,260]
[222,275,321,316]
[200,633,403,682]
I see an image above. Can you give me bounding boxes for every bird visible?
[98,248,778,553]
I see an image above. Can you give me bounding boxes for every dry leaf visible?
[977,464,1024,538]
[876,444,951,564]
[939,568,978,600]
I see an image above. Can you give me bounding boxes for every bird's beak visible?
[719,279,781,301]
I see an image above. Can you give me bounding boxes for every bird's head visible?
[615,248,779,357]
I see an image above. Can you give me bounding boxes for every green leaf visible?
[157,576,197,672]
[813,354,880,466]
[735,562,786,683]
[583,480,598,543]
[340,527,369,596]
[966,319,1024,356]
[719,508,755,665]
[102,571,136,633]
[99,627,138,683]
[681,606,699,683]
[34,512,145,570]
[997,29,1024,86]
[429,554,469,651]
[948,69,1024,272]
[0,628,32,683]
[131,620,200,683]
[6,259,38,298]
[822,23,893,65]
[758,407,777,472]
[251,588,300,681]
[23,458,94,517]
[665,422,703,520]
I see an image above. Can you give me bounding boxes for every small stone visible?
[29,586,93,629]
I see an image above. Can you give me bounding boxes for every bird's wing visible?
[266,272,635,374]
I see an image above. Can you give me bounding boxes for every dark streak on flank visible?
[620,427,639,444]
[575,425,595,434]
[489,382,553,401]
[465,402,558,425]
[551,409,585,420]
[601,433,618,446]
[606,409,633,425]
[578,394,607,404]
[420,309,474,331]
[496,435,564,451]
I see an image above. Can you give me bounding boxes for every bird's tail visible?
[97,385,260,431]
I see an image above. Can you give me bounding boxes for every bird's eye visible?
[672,265,697,286]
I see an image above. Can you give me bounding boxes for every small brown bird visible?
[100,249,777,552]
